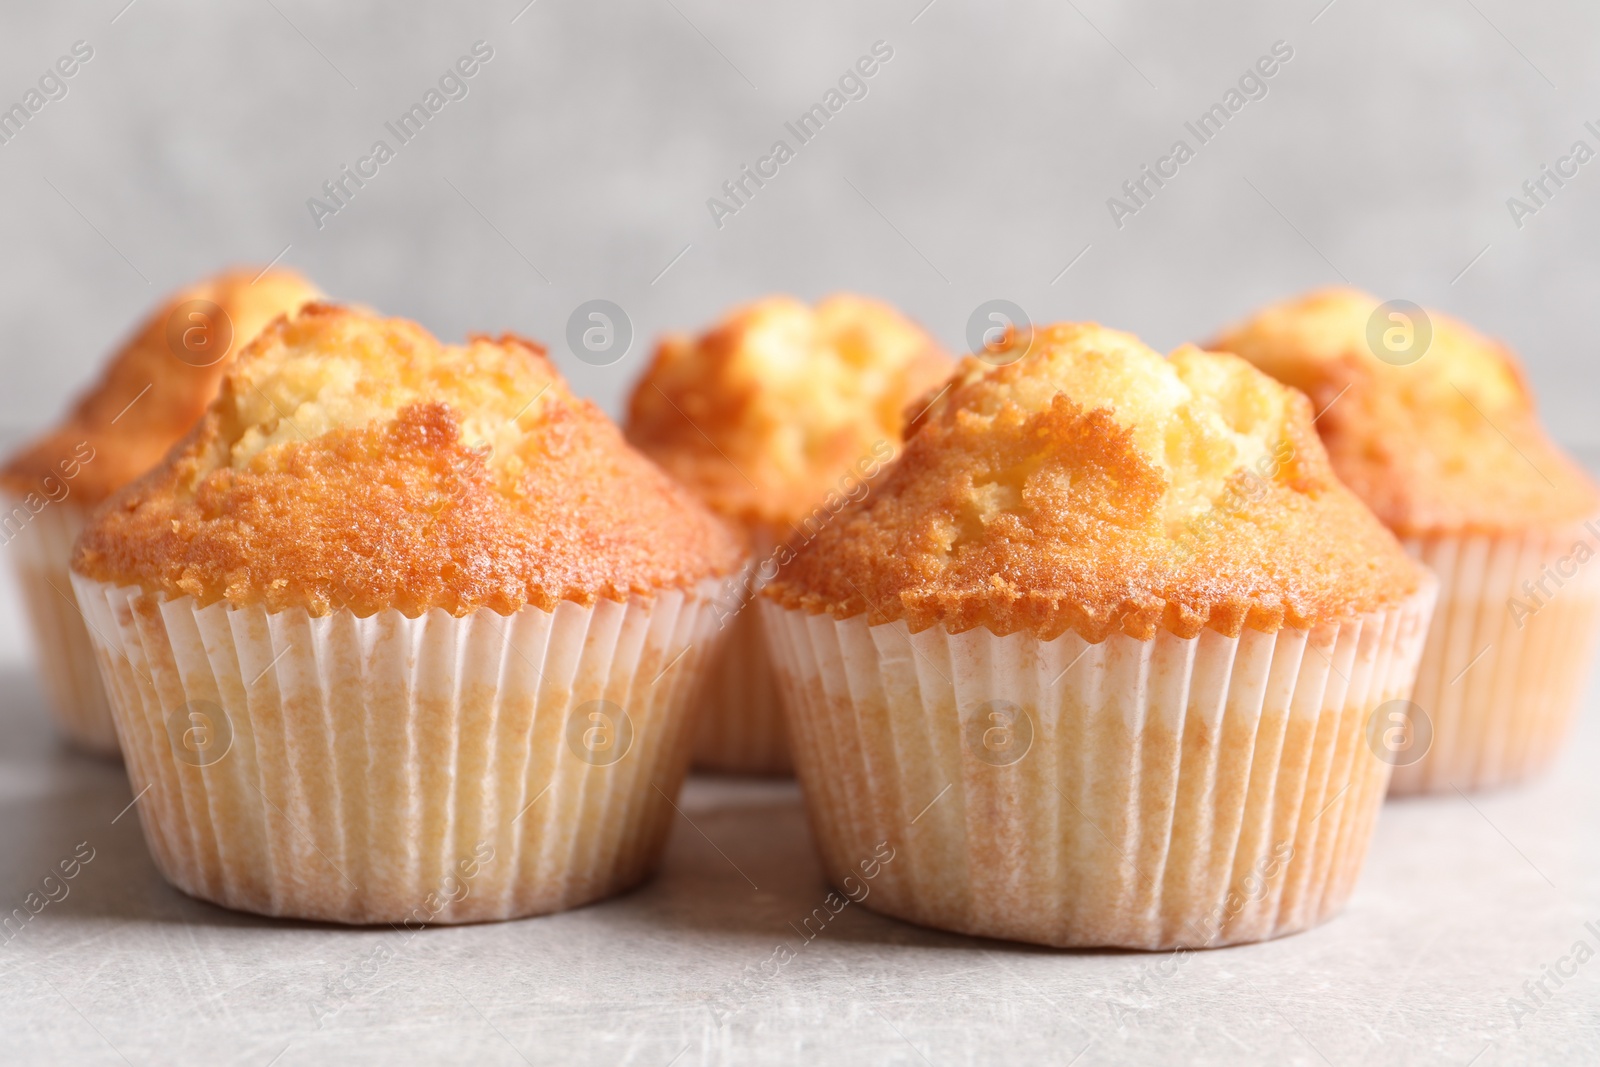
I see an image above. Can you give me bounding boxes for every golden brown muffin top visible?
[1210,288,1598,537]
[1,268,321,504]
[765,322,1424,642]
[73,304,745,618]
[625,294,953,530]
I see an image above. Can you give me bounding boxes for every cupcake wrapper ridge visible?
[691,605,792,774]
[762,580,1436,950]
[691,530,792,775]
[5,498,118,754]
[1393,521,1600,794]
[72,573,728,925]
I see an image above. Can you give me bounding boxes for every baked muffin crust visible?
[73,305,745,617]
[1210,288,1598,536]
[1,268,320,503]
[766,322,1422,642]
[625,294,952,530]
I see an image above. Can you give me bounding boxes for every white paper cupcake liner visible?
[1393,522,1600,794]
[3,497,118,754]
[691,606,791,774]
[691,530,791,775]
[761,580,1436,950]
[71,573,729,925]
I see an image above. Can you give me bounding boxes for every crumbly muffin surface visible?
[1210,288,1598,536]
[1,268,320,503]
[625,294,952,530]
[74,305,744,617]
[766,322,1422,641]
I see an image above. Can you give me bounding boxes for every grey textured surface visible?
[1,0,1599,448]
[4,2,1600,1064]
[0,548,1598,1066]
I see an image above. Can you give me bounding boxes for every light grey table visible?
[0,560,1596,1067]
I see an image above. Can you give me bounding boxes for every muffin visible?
[1211,289,1600,793]
[70,304,745,924]
[761,323,1436,949]
[1,268,319,753]
[626,294,952,774]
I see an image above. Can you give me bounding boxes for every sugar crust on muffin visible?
[73,304,745,618]
[0,268,321,503]
[766,322,1423,642]
[1209,287,1598,536]
[625,294,952,529]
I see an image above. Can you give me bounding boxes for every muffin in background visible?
[1211,289,1600,794]
[71,304,745,924]
[0,268,319,754]
[626,294,951,774]
[762,323,1435,950]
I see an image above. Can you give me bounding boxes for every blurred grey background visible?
[2,0,1597,453]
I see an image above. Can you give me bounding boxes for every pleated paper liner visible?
[691,525,792,775]
[4,497,118,754]
[691,607,792,774]
[1393,520,1600,794]
[762,580,1436,950]
[72,573,728,925]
